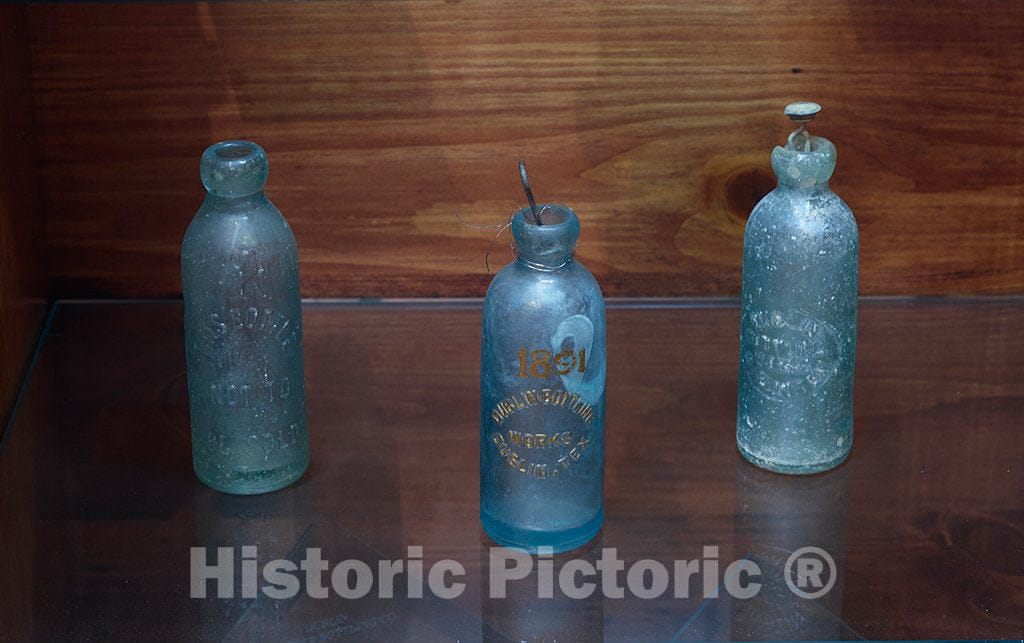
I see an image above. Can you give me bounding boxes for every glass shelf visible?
[1,298,1021,640]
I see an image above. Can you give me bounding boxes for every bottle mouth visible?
[517,203,574,228]
[511,204,581,269]
[526,206,569,226]
[201,140,269,198]
[214,141,259,160]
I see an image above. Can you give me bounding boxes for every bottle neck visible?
[776,180,831,195]
[202,191,268,211]
[516,253,574,272]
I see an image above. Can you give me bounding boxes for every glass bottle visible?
[737,103,859,475]
[480,198,606,553]
[182,140,309,494]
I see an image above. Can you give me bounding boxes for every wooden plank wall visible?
[28,1,1024,298]
[0,6,46,425]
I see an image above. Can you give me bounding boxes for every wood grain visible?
[0,6,47,424]
[27,2,1024,299]
[0,300,1020,639]
[0,12,46,638]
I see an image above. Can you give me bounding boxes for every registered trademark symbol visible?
[784,546,836,599]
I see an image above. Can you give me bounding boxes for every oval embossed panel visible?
[743,309,842,403]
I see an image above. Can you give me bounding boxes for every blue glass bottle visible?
[737,103,858,474]
[182,140,309,494]
[480,203,606,553]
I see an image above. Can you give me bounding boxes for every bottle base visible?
[194,457,309,495]
[481,509,603,554]
[737,443,850,475]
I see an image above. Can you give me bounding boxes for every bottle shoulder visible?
[183,194,296,254]
[746,186,858,243]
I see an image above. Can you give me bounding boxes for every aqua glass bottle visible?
[182,140,309,494]
[480,202,606,553]
[736,103,858,475]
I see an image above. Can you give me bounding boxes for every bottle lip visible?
[771,135,837,187]
[201,140,269,198]
[510,204,581,270]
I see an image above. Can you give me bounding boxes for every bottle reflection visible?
[730,459,854,641]
[192,478,314,641]
[480,541,604,642]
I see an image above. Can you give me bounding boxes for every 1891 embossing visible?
[743,310,842,402]
[516,347,587,378]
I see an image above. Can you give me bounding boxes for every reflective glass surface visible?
[0,299,1021,640]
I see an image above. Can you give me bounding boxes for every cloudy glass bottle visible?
[737,103,859,475]
[481,203,606,553]
[182,140,309,495]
